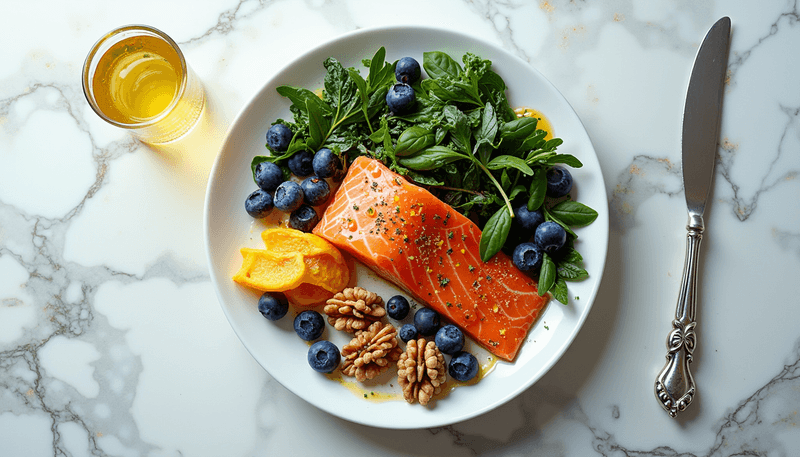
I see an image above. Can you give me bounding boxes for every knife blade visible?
[655,17,731,418]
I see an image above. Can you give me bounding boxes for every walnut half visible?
[324,287,386,333]
[397,338,447,406]
[341,321,402,382]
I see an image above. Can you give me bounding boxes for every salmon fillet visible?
[313,156,547,361]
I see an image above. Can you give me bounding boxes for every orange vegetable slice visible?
[301,253,350,293]
[232,248,305,292]
[261,228,346,265]
[284,283,335,307]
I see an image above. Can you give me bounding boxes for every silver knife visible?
[655,16,731,418]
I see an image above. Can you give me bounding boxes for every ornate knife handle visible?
[655,213,703,417]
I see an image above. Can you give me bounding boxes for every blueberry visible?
[289,204,320,233]
[274,181,304,212]
[386,295,410,320]
[449,351,479,382]
[244,189,274,218]
[395,57,421,84]
[307,340,340,373]
[513,205,544,233]
[434,325,464,355]
[266,123,293,152]
[300,176,331,206]
[287,150,314,177]
[413,308,440,336]
[257,292,288,321]
[398,324,418,343]
[534,221,567,254]
[293,310,325,341]
[312,148,343,179]
[512,242,544,272]
[546,166,573,197]
[254,161,283,192]
[386,83,416,115]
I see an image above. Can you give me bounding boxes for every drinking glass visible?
[82,25,205,144]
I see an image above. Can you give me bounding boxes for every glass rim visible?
[81,24,189,129]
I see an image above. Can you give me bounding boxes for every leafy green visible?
[422,51,462,79]
[538,253,556,297]
[549,200,598,227]
[395,126,435,157]
[398,146,468,171]
[527,167,547,211]
[479,206,512,262]
[553,278,569,304]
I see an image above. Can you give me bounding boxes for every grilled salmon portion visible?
[313,156,547,361]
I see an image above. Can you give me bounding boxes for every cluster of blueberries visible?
[386,295,479,382]
[244,124,344,232]
[246,55,422,230]
[386,57,421,114]
[256,291,479,382]
[510,166,574,272]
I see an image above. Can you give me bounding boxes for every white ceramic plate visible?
[204,26,609,429]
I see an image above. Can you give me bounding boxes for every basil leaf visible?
[423,51,462,79]
[367,47,386,90]
[549,200,598,227]
[434,126,446,144]
[487,155,534,175]
[306,98,329,151]
[398,146,468,171]
[476,142,492,166]
[395,126,435,157]
[347,68,370,125]
[443,105,472,154]
[557,262,589,281]
[323,57,358,112]
[521,130,548,151]
[479,206,512,262]
[544,154,583,168]
[553,277,569,304]
[422,78,483,106]
[527,167,547,211]
[538,253,556,297]
[508,184,527,201]
[475,102,498,146]
[561,247,583,263]
[368,123,388,144]
[542,137,564,152]
[499,117,538,141]
[366,87,389,116]
[479,70,516,122]
[276,85,331,117]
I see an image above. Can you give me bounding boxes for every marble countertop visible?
[2,0,799,455]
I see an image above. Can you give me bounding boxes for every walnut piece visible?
[341,321,402,382]
[324,287,386,333]
[397,338,447,406]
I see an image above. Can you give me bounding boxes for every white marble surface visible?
[1,0,799,455]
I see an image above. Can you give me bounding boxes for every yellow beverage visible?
[92,35,181,123]
[83,25,205,144]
